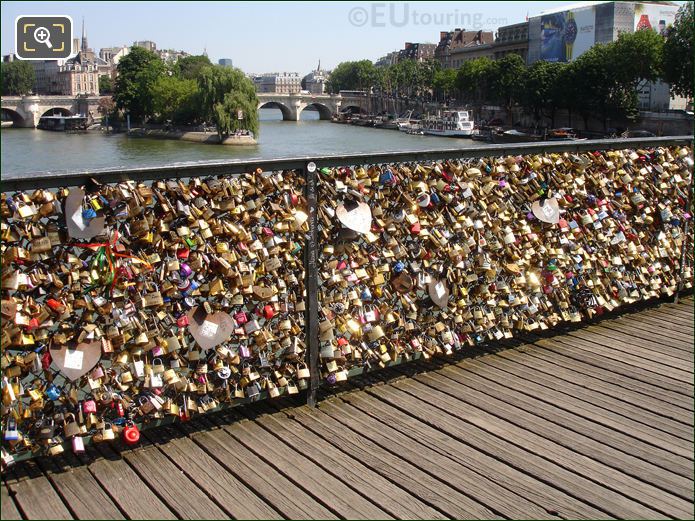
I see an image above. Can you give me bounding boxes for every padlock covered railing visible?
[1,136,693,465]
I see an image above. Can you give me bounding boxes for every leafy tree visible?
[197,65,259,139]
[1,61,35,95]
[663,1,694,99]
[151,75,199,125]
[456,57,494,119]
[610,29,664,91]
[114,46,165,124]
[174,54,212,80]
[488,54,526,124]
[98,74,114,94]
[522,60,566,126]
[326,60,375,93]
[433,68,457,103]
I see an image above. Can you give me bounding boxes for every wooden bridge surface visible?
[2,297,693,520]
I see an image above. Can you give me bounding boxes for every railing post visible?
[304,161,320,407]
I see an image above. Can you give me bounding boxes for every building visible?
[99,46,130,67]
[375,51,399,68]
[493,22,529,61]
[436,29,495,68]
[398,42,436,62]
[218,58,233,67]
[302,61,331,94]
[133,40,157,52]
[527,1,685,110]
[252,72,302,94]
[158,49,190,64]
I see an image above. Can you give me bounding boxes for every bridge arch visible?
[1,108,25,127]
[41,107,73,118]
[299,103,333,120]
[258,101,294,121]
[342,105,367,115]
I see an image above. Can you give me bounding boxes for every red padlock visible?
[262,305,275,320]
[123,421,140,445]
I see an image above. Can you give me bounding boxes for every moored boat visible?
[421,110,474,137]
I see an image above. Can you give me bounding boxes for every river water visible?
[1,109,478,176]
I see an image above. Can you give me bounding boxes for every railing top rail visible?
[2,135,693,191]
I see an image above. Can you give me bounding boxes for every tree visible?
[610,29,664,91]
[1,61,35,96]
[197,65,259,139]
[663,1,693,99]
[98,74,114,94]
[151,75,199,125]
[326,60,375,93]
[174,55,212,80]
[488,54,526,125]
[113,46,165,124]
[522,60,566,127]
[433,68,457,103]
[457,57,494,120]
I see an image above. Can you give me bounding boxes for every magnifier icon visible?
[33,26,53,48]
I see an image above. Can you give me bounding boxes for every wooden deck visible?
[2,298,693,520]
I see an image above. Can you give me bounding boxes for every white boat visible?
[421,110,474,137]
[396,110,419,132]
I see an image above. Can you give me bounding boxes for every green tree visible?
[456,57,494,119]
[98,74,114,94]
[326,60,375,93]
[197,65,259,139]
[174,54,212,80]
[663,1,694,99]
[522,60,566,127]
[113,46,165,124]
[610,28,664,91]
[488,54,526,124]
[151,75,199,125]
[1,61,35,96]
[433,68,457,103]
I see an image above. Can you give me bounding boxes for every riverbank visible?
[128,128,257,145]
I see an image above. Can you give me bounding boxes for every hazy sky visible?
[1,1,582,73]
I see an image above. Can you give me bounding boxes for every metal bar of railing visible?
[2,136,692,191]
[304,162,320,407]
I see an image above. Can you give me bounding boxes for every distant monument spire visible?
[317,59,321,71]
[81,17,88,53]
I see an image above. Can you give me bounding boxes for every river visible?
[1,108,478,176]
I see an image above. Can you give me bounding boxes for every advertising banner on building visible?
[540,6,596,62]
[634,2,678,34]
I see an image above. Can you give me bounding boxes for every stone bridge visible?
[1,95,102,128]
[257,92,370,121]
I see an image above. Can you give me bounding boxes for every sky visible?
[1,1,684,74]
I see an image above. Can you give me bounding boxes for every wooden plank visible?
[368,384,667,520]
[466,356,693,460]
[533,337,692,397]
[220,417,395,520]
[288,404,502,520]
[522,345,693,412]
[636,312,695,332]
[4,462,73,520]
[191,426,339,519]
[253,406,449,520]
[318,397,559,520]
[344,391,615,520]
[119,444,228,519]
[567,329,693,375]
[409,367,693,501]
[438,363,694,480]
[390,378,694,519]
[35,452,125,521]
[586,324,694,362]
[640,308,695,324]
[599,321,694,351]
[1,482,22,520]
[480,356,694,451]
[141,425,283,520]
[553,333,694,384]
[495,348,693,428]
[87,444,177,520]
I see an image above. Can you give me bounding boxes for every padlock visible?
[123,421,140,445]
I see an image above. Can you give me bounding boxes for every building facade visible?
[218,58,233,67]
[398,42,436,62]
[527,1,685,110]
[133,40,157,52]
[99,46,130,67]
[493,22,529,61]
[252,72,302,94]
[302,62,331,94]
[436,30,495,68]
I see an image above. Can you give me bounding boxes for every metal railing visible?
[1,135,693,462]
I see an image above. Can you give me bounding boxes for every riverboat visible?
[421,110,474,137]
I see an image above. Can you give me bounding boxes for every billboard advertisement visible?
[540,6,596,63]
[634,2,678,35]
